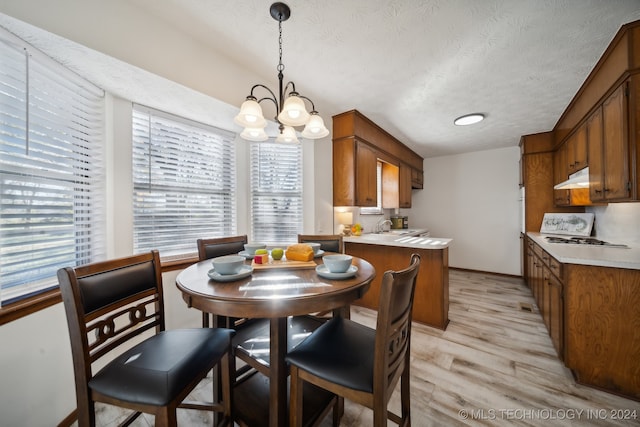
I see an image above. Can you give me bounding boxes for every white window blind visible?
[250,141,303,245]
[132,105,237,258]
[0,35,106,305]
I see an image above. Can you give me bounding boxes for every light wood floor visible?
[91,270,639,426]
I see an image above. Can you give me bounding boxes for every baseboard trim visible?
[450,266,523,280]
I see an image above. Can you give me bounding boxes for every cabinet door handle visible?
[594,189,602,194]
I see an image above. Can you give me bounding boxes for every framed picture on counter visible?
[540,213,595,236]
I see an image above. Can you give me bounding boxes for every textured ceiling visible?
[3,0,640,158]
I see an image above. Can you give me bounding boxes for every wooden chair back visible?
[197,235,248,260]
[374,253,421,406]
[297,234,343,253]
[58,251,165,423]
[59,250,235,426]
[287,253,421,427]
[197,235,248,328]
[60,250,164,368]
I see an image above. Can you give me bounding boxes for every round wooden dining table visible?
[175,255,375,427]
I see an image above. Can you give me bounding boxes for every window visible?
[0,35,105,306]
[132,105,237,259]
[250,141,303,245]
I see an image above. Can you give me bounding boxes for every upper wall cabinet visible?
[333,137,378,207]
[332,110,423,207]
[399,162,412,208]
[589,81,635,202]
[548,20,640,205]
[567,123,588,174]
[553,141,570,206]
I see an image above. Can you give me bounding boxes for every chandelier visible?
[234,2,329,143]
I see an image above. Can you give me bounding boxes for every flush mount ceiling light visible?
[454,113,485,126]
[234,2,329,142]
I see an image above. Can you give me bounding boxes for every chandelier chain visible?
[277,19,284,72]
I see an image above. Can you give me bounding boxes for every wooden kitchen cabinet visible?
[332,137,378,207]
[355,141,378,206]
[589,82,633,202]
[411,167,424,189]
[567,123,588,174]
[587,106,604,201]
[345,242,449,330]
[520,132,581,232]
[553,142,570,206]
[553,130,592,207]
[525,236,640,399]
[547,271,564,358]
[564,263,640,400]
[399,162,412,208]
[332,110,423,207]
[525,237,564,359]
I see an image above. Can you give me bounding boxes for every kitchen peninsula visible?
[344,230,451,329]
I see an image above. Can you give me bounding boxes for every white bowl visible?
[211,255,245,275]
[307,242,322,254]
[244,243,267,255]
[322,254,353,273]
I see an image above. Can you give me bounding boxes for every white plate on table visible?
[208,265,253,282]
[314,249,325,258]
[315,264,358,280]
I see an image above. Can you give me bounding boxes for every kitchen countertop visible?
[527,232,640,270]
[344,229,452,250]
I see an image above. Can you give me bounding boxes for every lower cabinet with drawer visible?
[564,263,640,400]
[525,238,564,359]
[525,236,640,400]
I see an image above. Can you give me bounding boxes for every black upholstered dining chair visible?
[197,235,248,328]
[58,250,235,427]
[298,234,344,253]
[286,253,421,427]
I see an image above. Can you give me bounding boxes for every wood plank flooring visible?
[89,270,639,426]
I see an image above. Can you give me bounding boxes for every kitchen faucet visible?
[376,218,392,233]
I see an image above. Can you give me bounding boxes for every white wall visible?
[587,203,640,246]
[411,146,522,276]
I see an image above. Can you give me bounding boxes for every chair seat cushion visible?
[285,317,375,393]
[89,328,234,406]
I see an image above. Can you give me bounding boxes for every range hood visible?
[554,167,590,190]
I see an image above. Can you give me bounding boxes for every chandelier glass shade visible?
[234,97,267,129]
[240,126,269,142]
[275,126,299,143]
[234,2,328,142]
